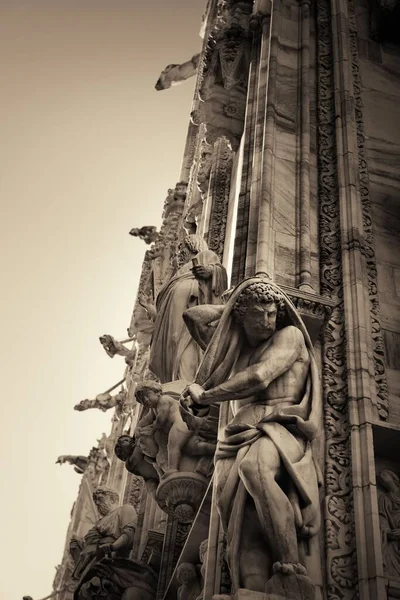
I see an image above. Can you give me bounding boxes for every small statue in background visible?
[56,455,88,474]
[378,469,400,578]
[155,54,200,91]
[129,226,160,245]
[134,381,192,477]
[114,435,159,498]
[149,234,227,383]
[176,562,202,600]
[99,334,137,368]
[74,388,129,420]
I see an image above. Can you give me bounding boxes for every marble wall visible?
[356,0,400,424]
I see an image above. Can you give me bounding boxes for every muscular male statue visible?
[114,434,160,498]
[182,277,322,595]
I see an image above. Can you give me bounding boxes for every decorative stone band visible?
[278,285,335,345]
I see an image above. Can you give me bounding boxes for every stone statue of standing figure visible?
[148,234,227,383]
[182,277,322,598]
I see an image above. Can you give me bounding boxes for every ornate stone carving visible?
[148,235,227,383]
[74,388,131,421]
[182,278,322,596]
[115,434,159,498]
[70,487,157,600]
[99,335,137,367]
[317,2,358,595]
[378,470,400,578]
[194,0,253,150]
[155,54,200,91]
[129,226,161,245]
[347,0,389,420]
[176,562,202,600]
[56,455,88,474]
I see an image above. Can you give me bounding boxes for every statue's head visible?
[378,469,400,493]
[115,435,135,461]
[177,235,208,268]
[233,281,286,341]
[93,487,120,517]
[135,380,162,409]
[176,562,197,585]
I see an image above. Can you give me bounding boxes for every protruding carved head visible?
[378,469,400,493]
[135,380,162,408]
[176,562,197,585]
[115,435,135,462]
[233,281,286,339]
[177,234,209,268]
[155,64,178,90]
[93,487,120,517]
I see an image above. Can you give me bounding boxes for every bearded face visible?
[177,243,193,268]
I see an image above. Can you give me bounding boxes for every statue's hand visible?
[99,543,115,557]
[192,265,213,281]
[183,383,206,406]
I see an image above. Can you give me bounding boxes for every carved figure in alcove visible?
[155,55,200,91]
[378,469,400,578]
[114,434,159,498]
[194,539,208,600]
[99,334,137,368]
[129,226,160,245]
[149,234,227,383]
[176,562,202,600]
[182,277,322,596]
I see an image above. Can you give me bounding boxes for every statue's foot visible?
[272,562,307,576]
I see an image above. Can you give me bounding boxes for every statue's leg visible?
[238,437,299,567]
[166,425,192,472]
[239,498,273,591]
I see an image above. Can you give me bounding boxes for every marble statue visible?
[99,335,137,368]
[182,277,322,596]
[56,455,88,474]
[195,539,208,600]
[134,381,193,477]
[176,562,202,600]
[70,487,157,600]
[378,469,400,578]
[114,434,160,498]
[74,388,129,420]
[129,226,160,245]
[70,487,136,580]
[155,54,200,91]
[148,234,227,383]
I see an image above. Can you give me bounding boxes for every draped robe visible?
[186,277,323,590]
[149,249,227,383]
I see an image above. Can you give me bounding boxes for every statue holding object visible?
[148,234,227,383]
[182,277,322,597]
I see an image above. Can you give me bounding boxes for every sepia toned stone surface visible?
[52,0,400,599]
[182,278,321,596]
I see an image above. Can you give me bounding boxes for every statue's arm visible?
[183,305,225,350]
[201,326,304,404]
[137,408,155,429]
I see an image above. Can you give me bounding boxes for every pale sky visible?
[0,2,203,598]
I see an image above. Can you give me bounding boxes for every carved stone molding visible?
[156,472,209,523]
[317,0,358,596]
[279,285,334,345]
[206,136,234,260]
[347,1,389,420]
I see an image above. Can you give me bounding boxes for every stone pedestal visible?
[213,573,315,600]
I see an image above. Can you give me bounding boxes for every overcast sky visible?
[0,2,203,598]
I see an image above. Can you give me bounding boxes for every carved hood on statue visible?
[185,276,323,591]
